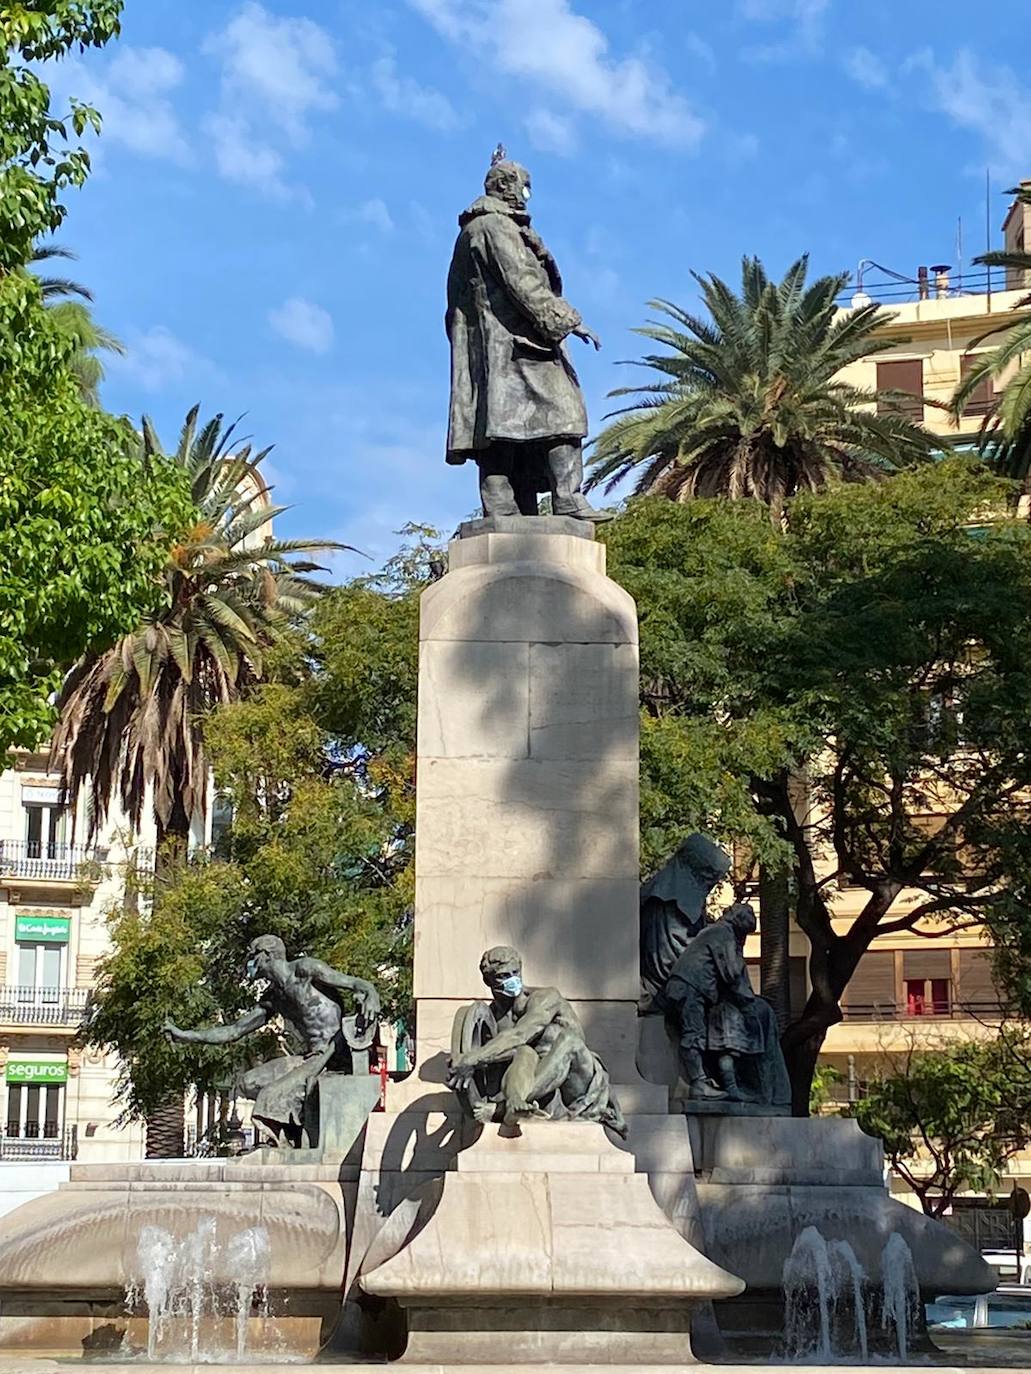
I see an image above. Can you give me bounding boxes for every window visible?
[22,787,66,861]
[5,1083,63,1139]
[903,950,951,1015]
[16,943,63,1003]
[960,355,994,418]
[877,359,925,421]
[841,950,895,1019]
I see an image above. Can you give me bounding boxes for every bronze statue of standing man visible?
[444,147,610,523]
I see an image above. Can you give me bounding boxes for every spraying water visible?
[783,1226,868,1361]
[881,1232,920,1362]
[125,1218,276,1363]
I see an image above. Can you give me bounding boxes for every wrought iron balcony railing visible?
[0,1125,77,1161]
[0,840,105,882]
[839,997,1007,1023]
[0,986,90,1026]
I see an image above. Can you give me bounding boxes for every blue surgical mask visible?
[499,974,523,997]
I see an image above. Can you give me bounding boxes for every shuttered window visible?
[960,354,994,417]
[877,359,925,420]
[902,950,951,979]
[841,950,895,1018]
[957,950,1001,1011]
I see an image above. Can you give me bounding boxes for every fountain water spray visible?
[125,1217,275,1363]
[881,1232,920,1362]
[783,1226,868,1361]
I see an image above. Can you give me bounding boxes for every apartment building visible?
[754,187,1031,1235]
[0,750,156,1164]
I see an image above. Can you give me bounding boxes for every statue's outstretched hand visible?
[573,325,601,350]
[163,1015,185,1044]
[355,985,382,1028]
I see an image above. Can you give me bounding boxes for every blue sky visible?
[45,0,1031,576]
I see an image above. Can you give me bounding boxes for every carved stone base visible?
[457,514,595,541]
[358,1122,743,1364]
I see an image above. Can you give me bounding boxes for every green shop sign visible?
[5,1059,68,1085]
[14,916,70,944]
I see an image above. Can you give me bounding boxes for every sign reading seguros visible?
[5,1059,68,1085]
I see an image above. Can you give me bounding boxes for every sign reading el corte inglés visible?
[14,915,70,943]
[5,1059,68,1084]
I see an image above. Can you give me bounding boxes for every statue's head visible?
[479,945,524,1000]
[484,144,531,213]
[678,833,732,888]
[246,934,286,980]
[722,902,757,943]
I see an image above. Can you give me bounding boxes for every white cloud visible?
[47,45,190,164]
[908,48,1031,174]
[739,0,829,62]
[268,297,335,354]
[359,198,395,232]
[113,326,219,392]
[204,2,337,144]
[371,54,460,131]
[844,45,888,90]
[524,108,578,156]
[202,3,337,201]
[204,112,295,202]
[407,0,704,149]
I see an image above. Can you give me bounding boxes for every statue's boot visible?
[547,442,614,523]
[689,1078,728,1101]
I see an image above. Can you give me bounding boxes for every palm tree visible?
[52,406,347,858]
[29,243,125,404]
[587,255,938,518]
[951,187,1031,481]
[590,255,940,1033]
[51,406,348,1158]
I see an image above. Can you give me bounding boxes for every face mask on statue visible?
[521,183,531,203]
[499,974,523,997]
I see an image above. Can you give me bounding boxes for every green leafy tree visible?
[0,5,194,751]
[0,289,190,751]
[0,2,122,273]
[31,243,125,404]
[52,407,347,858]
[953,186,1031,481]
[604,458,1031,1111]
[854,1034,1031,1217]
[587,255,938,515]
[85,528,443,1131]
[590,255,941,1026]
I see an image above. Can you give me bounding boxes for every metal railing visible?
[0,1125,77,1160]
[0,986,89,1026]
[0,840,104,881]
[840,997,1007,1023]
[835,268,1026,308]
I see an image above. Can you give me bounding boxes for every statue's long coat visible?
[445,195,587,462]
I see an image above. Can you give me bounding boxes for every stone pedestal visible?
[409,528,653,1094]
[358,1123,743,1364]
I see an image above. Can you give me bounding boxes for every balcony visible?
[0,1126,77,1161]
[0,986,89,1027]
[0,840,105,885]
[840,997,1006,1022]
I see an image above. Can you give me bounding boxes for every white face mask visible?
[521,184,531,203]
[499,974,523,997]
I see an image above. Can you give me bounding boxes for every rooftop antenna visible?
[986,167,993,309]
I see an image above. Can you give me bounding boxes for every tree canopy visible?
[587,255,938,513]
[83,531,440,1123]
[854,1033,1031,1217]
[604,458,1031,1109]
